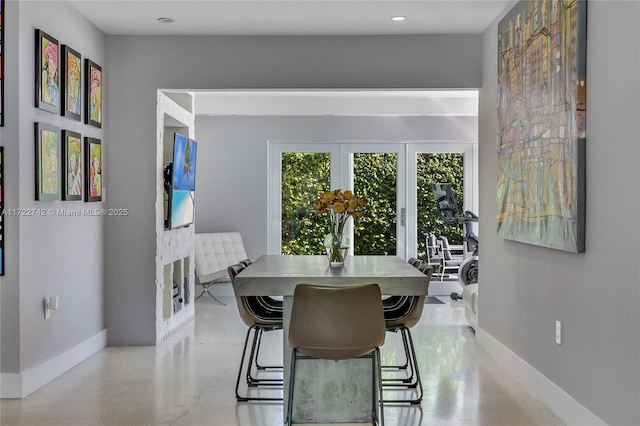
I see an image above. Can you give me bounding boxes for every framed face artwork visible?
[35,29,60,114]
[61,45,81,121]
[35,122,61,201]
[62,130,82,201]
[84,137,101,202]
[84,59,102,128]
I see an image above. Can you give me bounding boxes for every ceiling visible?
[67,0,510,36]
[67,1,498,116]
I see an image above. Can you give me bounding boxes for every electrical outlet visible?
[555,320,562,345]
[50,294,59,310]
[43,295,59,320]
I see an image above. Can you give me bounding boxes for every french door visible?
[268,141,476,259]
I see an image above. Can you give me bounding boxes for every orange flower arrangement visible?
[312,189,365,265]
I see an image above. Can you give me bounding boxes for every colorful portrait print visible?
[41,37,59,108]
[41,129,59,195]
[89,142,101,197]
[67,136,82,196]
[61,130,82,201]
[85,59,102,128]
[84,137,102,201]
[66,50,81,116]
[35,123,60,201]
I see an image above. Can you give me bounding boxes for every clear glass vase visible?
[324,230,349,268]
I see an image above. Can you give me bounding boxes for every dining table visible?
[234,254,430,424]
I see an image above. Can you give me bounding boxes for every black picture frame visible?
[84,59,102,128]
[84,137,102,202]
[61,45,81,121]
[62,130,82,201]
[35,29,60,114]
[34,122,61,201]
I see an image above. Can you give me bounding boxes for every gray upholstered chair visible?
[286,283,386,425]
[228,263,283,402]
[382,266,433,403]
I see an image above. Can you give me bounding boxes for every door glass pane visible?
[281,152,330,255]
[416,153,464,259]
[353,153,397,255]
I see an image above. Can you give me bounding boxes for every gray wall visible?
[105,34,482,344]
[478,2,640,425]
[194,115,477,259]
[1,1,106,372]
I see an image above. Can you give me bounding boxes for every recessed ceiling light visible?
[391,16,407,22]
[157,17,175,24]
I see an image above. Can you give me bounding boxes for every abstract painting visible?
[35,122,60,201]
[85,59,102,128]
[35,29,59,114]
[169,133,197,229]
[61,45,81,121]
[62,130,82,200]
[84,137,101,202]
[496,0,587,253]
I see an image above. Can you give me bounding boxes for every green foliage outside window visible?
[281,151,464,261]
[416,153,464,260]
[353,153,397,255]
[281,152,331,255]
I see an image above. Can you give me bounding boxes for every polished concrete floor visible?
[1,295,563,426]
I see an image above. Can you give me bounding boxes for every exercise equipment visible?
[431,183,479,300]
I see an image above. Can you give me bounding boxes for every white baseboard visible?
[1,329,107,398]
[476,328,606,426]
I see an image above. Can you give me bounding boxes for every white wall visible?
[105,33,483,344]
[0,0,106,390]
[478,2,640,425]
[194,115,477,259]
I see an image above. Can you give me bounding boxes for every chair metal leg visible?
[235,326,283,402]
[382,328,411,374]
[235,327,254,401]
[246,328,283,386]
[383,327,417,385]
[397,327,419,386]
[255,328,283,371]
[403,327,423,402]
[383,326,423,404]
[377,348,385,426]
[195,283,227,306]
[285,348,297,426]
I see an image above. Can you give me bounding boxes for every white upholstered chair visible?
[437,236,464,281]
[194,232,249,305]
[425,234,442,275]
